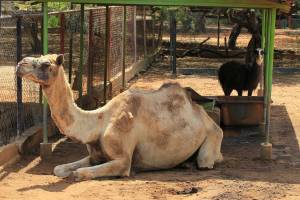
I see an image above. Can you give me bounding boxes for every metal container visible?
[209,96,264,126]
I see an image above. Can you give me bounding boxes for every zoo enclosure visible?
[0,5,161,146]
[163,9,300,69]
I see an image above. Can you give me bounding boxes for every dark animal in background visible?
[218,49,264,96]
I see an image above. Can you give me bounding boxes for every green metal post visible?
[263,9,270,134]
[68,3,74,84]
[42,2,48,144]
[264,8,276,144]
[259,9,266,96]
[133,6,137,62]
[78,4,84,106]
[122,6,127,90]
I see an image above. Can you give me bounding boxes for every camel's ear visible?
[56,54,64,66]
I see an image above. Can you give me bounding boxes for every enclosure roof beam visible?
[33,0,290,12]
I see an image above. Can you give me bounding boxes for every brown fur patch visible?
[111,95,141,134]
[159,82,181,90]
[154,131,170,147]
[162,94,185,113]
[114,112,133,133]
[102,135,124,159]
[98,113,103,120]
[127,95,141,116]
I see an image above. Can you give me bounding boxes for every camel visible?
[16,54,223,181]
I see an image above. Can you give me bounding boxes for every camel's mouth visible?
[16,64,26,78]
[16,64,44,85]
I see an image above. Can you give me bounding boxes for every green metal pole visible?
[78,4,84,106]
[42,2,48,144]
[122,6,127,90]
[259,9,266,96]
[263,9,270,135]
[265,8,276,144]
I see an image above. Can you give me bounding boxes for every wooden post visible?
[59,13,65,54]
[16,16,23,135]
[169,10,176,75]
[217,12,220,48]
[68,3,74,84]
[152,14,155,53]
[0,0,2,17]
[224,36,228,57]
[133,6,137,62]
[121,6,127,91]
[78,4,85,106]
[87,10,94,96]
[143,6,147,58]
[103,6,111,104]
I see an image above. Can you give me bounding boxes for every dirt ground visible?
[1,61,300,200]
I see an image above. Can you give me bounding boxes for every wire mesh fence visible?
[0,5,161,146]
[162,10,300,69]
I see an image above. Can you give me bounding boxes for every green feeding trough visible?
[13,0,291,160]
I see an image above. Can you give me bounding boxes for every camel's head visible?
[16,54,64,87]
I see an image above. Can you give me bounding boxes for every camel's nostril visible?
[16,65,24,77]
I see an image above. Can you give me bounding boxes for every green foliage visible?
[176,8,193,31]
[48,16,59,28]
[13,1,70,28]
[13,1,69,12]
[48,2,69,11]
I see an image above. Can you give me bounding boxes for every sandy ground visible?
[1,61,300,200]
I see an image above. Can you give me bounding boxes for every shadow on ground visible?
[1,104,299,193]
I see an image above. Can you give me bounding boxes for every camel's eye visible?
[40,62,51,71]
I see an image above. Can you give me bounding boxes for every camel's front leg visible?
[54,156,91,178]
[73,157,131,181]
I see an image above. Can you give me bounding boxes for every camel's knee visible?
[73,157,131,181]
[54,157,91,178]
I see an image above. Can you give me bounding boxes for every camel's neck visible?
[43,67,103,143]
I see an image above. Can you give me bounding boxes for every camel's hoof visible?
[72,171,83,182]
[72,169,90,181]
[197,161,214,170]
[197,166,214,170]
[53,166,72,178]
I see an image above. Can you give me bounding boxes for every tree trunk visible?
[228,24,242,49]
[246,34,261,64]
[30,19,42,54]
[194,12,206,33]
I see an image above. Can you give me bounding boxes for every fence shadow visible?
[10,104,300,193]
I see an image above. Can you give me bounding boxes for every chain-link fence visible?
[0,15,41,146]
[0,6,161,146]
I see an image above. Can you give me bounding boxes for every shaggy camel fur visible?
[16,54,223,181]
